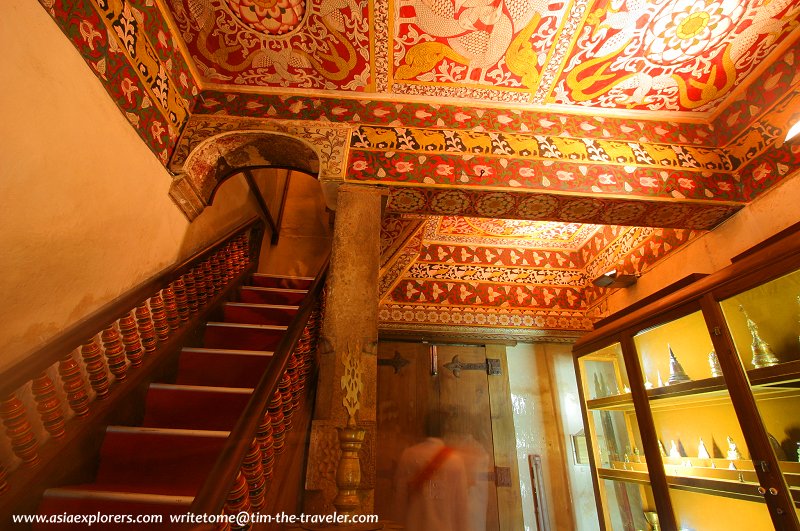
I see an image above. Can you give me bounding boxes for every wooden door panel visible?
[377,341,504,530]
[437,345,500,531]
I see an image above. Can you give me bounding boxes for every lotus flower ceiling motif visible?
[166,0,800,114]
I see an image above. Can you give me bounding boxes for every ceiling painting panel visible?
[388,278,587,310]
[90,0,191,132]
[548,0,800,113]
[380,214,427,267]
[712,38,800,147]
[379,304,594,333]
[429,216,599,250]
[389,0,571,99]
[39,0,185,163]
[386,187,742,229]
[740,135,800,200]
[127,0,200,103]
[583,226,700,311]
[351,150,738,202]
[377,215,702,336]
[192,92,716,144]
[418,242,585,268]
[350,126,732,171]
[165,0,371,89]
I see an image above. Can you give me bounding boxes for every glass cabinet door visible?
[632,309,775,530]
[719,268,800,522]
[578,343,653,531]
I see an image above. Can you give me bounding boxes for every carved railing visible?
[188,255,329,529]
[0,218,264,519]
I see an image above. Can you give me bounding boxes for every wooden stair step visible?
[250,273,314,290]
[203,321,287,351]
[37,488,192,530]
[223,302,299,326]
[142,384,253,431]
[175,347,274,388]
[95,427,229,495]
[238,286,308,305]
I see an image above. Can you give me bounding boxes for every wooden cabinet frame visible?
[574,232,800,531]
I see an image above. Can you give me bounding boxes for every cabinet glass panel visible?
[579,344,654,527]
[719,268,800,511]
[632,310,773,524]
[668,488,775,531]
[598,479,654,531]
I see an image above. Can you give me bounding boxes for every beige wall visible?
[0,0,260,372]
[606,170,800,315]
[507,342,599,531]
[255,170,333,277]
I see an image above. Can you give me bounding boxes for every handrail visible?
[188,253,330,521]
[0,217,262,398]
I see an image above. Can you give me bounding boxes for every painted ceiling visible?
[378,215,699,339]
[37,0,800,337]
[164,0,800,116]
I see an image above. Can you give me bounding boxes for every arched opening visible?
[169,131,326,221]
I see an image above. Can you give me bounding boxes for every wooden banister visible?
[0,218,263,399]
[0,218,264,520]
[188,254,330,523]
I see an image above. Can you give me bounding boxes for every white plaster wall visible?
[606,170,800,314]
[0,0,260,371]
[507,342,600,531]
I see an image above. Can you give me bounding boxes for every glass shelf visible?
[720,269,800,519]
[632,308,776,526]
[579,343,654,530]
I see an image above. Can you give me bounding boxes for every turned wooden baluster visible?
[192,267,207,308]
[183,270,199,314]
[257,411,275,482]
[0,463,8,494]
[58,353,90,417]
[0,394,39,466]
[279,373,293,430]
[235,237,247,270]
[287,354,302,409]
[80,338,110,399]
[101,324,128,381]
[223,470,251,530]
[223,245,236,280]
[31,373,66,439]
[268,391,286,454]
[161,287,181,330]
[149,294,170,342]
[118,312,144,368]
[210,254,224,291]
[242,438,266,511]
[172,279,190,322]
[135,303,157,353]
[202,260,215,295]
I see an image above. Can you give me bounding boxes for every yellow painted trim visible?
[154,0,207,93]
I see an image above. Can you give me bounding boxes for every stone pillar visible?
[305,184,382,515]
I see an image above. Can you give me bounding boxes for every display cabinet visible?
[574,230,800,531]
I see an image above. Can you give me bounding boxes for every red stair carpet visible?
[34,274,314,530]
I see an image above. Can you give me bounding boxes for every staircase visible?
[34,273,317,529]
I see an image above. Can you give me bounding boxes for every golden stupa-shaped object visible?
[667,345,691,385]
[739,305,779,369]
[708,350,723,378]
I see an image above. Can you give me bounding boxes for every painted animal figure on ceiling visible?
[395,0,547,83]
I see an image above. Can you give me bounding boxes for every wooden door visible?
[376,341,508,530]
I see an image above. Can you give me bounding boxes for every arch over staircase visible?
[169,131,331,220]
